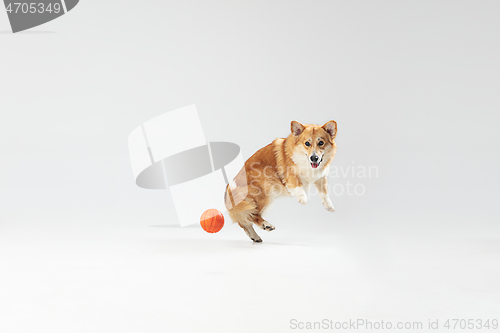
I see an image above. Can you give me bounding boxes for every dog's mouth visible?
[311,157,322,169]
[305,154,322,169]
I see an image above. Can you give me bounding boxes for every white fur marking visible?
[288,186,308,205]
[321,194,335,212]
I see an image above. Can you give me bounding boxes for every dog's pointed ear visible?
[322,120,337,139]
[291,121,305,136]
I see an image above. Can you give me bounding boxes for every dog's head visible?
[290,120,337,169]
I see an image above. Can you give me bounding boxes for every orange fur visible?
[224,120,338,242]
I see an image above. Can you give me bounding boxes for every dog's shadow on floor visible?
[147,225,304,254]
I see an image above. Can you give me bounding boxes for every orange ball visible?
[200,209,224,233]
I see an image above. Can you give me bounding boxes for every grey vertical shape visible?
[3,0,70,33]
[220,166,229,184]
[64,0,78,11]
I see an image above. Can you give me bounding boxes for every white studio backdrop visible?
[1,1,499,333]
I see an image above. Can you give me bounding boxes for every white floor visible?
[1,212,499,333]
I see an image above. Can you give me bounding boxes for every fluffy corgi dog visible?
[224,120,337,242]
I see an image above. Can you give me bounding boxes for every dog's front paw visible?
[296,191,308,205]
[322,197,335,212]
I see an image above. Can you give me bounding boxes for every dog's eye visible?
[305,142,311,147]
[318,141,324,146]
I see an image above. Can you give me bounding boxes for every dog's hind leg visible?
[252,215,275,232]
[226,194,262,242]
[238,220,262,243]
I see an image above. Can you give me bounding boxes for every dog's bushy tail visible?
[224,183,256,224]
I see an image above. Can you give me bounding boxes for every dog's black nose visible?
[310,155,319,163]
